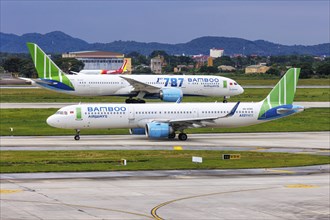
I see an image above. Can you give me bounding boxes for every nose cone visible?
[231,84,244,96]
[47,115,59,128]
[238,85,244,95]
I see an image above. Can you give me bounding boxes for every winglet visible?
[224,101,240,118]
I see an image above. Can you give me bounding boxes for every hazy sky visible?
[1,0,329,45]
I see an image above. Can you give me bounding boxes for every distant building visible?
[174,64,194,73]
[62,51,132,73]
[207,57,213,67]
[245,65,270,74]
[218,65,236,72]
[150,55,165,74]
[192,54,209,69]
[210,48,224,58]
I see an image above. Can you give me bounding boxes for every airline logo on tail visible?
[27,43,75,91]
[258,68,303,120]
[101,59,128,74]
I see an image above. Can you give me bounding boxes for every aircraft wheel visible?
[125,99,132,104]
[138,99,146,103]
[168,133,176,139]
[178,133,187,141]
[74,135,80,141]
[223,100,228,103]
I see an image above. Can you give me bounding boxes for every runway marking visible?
[266,169,295,174]
[285,184,319,188]
[0,189,22,194]
[150,187,276,220]
[1,199,153,219]
[173,146,183,150]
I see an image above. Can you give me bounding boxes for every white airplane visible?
[25,43,243,103]
[47,68,304,141]
[77,59,128,75]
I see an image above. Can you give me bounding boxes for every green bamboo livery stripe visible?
[223,80,227,88]
[26,43,74,89]
[258,68,300,117]
[76,107,82,120]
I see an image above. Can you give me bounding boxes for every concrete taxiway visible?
[1,132,329,153]
[1,172,329,219]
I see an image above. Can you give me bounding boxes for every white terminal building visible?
[210,48,224,58]
[62,51,131,73]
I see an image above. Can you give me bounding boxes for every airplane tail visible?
[258,68,304,120]
[121,59,128,72]
[26,43,74,90]
[106,59,128,74]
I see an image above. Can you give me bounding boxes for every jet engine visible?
[129,128,146,135]
[159,88,183,102]
[145,122,173,138]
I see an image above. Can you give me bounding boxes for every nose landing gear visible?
[223,96,230,103]
[74,129,80,141]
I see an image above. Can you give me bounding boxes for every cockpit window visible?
[56,111,68,115]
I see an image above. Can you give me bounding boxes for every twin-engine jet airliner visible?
[25,43,243,103]
[47,68,304,141]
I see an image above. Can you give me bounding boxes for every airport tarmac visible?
[0,102,329,109]
[1,172,329,219]
[1,132,329,154]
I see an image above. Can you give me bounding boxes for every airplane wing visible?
[154,102,240,131]
[120,76,160,93]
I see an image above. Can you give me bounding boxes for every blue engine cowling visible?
[129,128,146,135]
[160,88,183,102]
[146,122,173,138]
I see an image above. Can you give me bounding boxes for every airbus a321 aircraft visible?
[26,43,243,103]
[47,68,303,141]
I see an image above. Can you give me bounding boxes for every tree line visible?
[1,51,329,79]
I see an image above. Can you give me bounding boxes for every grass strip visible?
[0,150,329,173]
[1,88,329,102]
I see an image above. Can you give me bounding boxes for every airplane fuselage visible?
[47,102,265,130]
[36,74,243,98]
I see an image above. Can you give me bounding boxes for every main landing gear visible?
[74,129,80,141]
[178,133,188,141]
[168,132,188,141]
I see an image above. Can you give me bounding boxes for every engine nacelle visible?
[129,128,146,135]
[145,122,173,138]
[160,88,183,102]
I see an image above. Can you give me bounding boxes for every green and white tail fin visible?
[27,42,74,90]
[258,68,301,119]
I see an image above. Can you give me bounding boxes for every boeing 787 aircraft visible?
[47,68,303,141]
[25,43,243,103]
